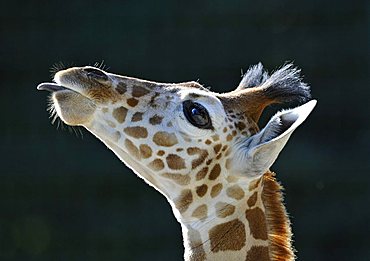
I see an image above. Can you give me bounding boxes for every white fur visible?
[231,100,317,177]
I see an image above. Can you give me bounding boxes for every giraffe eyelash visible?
[92,60,109,71]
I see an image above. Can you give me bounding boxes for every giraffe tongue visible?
[37,83,67,92]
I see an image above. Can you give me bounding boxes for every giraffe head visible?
[38,63,315,260]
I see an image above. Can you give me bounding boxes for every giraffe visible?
[37,63,316,261]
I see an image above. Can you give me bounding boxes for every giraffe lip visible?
[37,82,68,92]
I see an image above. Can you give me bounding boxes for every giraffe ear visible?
[233,100,317,177]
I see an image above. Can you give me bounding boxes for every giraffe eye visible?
[183,100,213,129]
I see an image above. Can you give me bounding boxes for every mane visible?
[262,171,295,261]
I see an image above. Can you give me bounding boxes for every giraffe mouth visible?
[37,81,87,99]
[37,81,96,126]
[37,83,69,92]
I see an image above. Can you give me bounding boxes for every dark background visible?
[1,0,369,260]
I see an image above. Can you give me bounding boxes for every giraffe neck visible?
[180,172,294,261]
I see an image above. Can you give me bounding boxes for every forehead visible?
[109,72,218,102]
[106,73,252,124]
[109,72,208,92]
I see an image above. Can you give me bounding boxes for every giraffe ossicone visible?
[38,63,316,261]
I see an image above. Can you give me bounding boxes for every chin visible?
[53,91,96,126]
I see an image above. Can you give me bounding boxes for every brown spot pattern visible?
[226,185,245,200]
[187,147,209,169]
[245,207,268,240]
[210,183,223,198]
[112,106,128,123]
[153,132,178,147]
[139,144,152,159]
[215,202,236,218]
[175,189,193,213]
[161,173,190,186]
[245,246,270,261]
[191,204,208,220]
[124,126,148,139]
[124,139,140,160]
[196,167,208,181]
[211,135,219,141]
[209,219,246,252]
[209,164,221,180]
[149,115,163,125]
[195,184,208,197]
[148,159,165,171]
[132,85,150,97]
[213,144,222,154]
[247,192,258,207]
[157,150,165,156]
[131,112,143,122]
[235,121,246,131]
[127,98,139,107]
[166,154,186,170]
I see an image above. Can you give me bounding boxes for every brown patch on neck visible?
[209,219,246,252]
[245,207,268,240]
[262,171,295,261]
[131,85,150,97]
[175,189,193,213]
[246,246,270,261]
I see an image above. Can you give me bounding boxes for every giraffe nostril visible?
[83,67,108,81]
